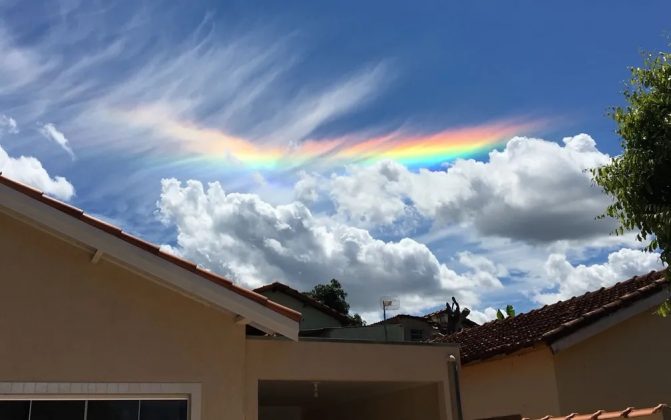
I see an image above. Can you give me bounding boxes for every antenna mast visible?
[380,297,400,341]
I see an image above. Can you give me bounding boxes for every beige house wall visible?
[0,212,247,420]
[245,338,457,420]
[0,209,458,420]
[554,311,671,414]
[460,347,561,420]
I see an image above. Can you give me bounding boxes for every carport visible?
[245,337,459,420]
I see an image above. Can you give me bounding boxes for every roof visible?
[437,269,668,363]
[0,174,302,328]
[526,404,670,420]
[374,314,433,324]
[254,282,352,325]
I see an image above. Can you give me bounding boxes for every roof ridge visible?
[0,174,302,324]
[440,265,668,363]
[254,281,352,323]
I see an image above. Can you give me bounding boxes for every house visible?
[254,282,352,330]
[254,282,405,341]
[372,307,479,343]
[375,314,438,342]
[0,174,459,420]
[437,270,671,420]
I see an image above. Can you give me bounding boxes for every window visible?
[87,400,139,420]
[410,328,424,341]
[31,401,85,420]
[0,401,30,420]
[0,400,188,420]
[141,400,189,420]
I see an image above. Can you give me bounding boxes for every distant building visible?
[374,314,437,342]
[254,282,352,330]
[254,282,405,341]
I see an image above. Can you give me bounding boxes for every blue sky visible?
[0,0,669,322]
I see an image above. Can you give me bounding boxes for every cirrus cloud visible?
[38,123,76,160]
[0,114,18,135]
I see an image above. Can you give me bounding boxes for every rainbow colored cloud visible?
[121,107,545,170]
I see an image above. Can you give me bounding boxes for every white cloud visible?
[73,25,388,153]
[0,8,390,160]
[157,178,504,316]
[468,307,499,324]
[0,114,18,135]
[458,251,507,276]
[252,63,388,146]
[535,248,665,304]
[38,123,76,159]
[0,145,75,200]
[0,27,54,91]
[294,171,321,204]
[318,134,615,243]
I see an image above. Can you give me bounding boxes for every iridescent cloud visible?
[120,106,547,170]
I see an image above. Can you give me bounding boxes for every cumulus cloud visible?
[0,114,18,135]
[468,307,499,324]
[535,248,665,304]
[0,145,75,200]
[157,178,504,316]
[38,123,76,159]
[318,134,614,243]
[294,171,322,204]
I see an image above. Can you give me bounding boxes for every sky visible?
[1,0,669,323]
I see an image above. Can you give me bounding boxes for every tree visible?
[444,297,472,333]
[349,313,366,327]
[304,279,365,326]
[496,304,516,320]
[592,48,671,314]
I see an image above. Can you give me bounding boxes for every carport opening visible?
[258,380,442,420]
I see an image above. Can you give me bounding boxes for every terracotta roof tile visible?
[0,174,302,323]
[534,405,668,420]
[81,214,123,235]
[435,270,668,363]
[581,410,604,420]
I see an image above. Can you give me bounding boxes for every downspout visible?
[447,355,464,420]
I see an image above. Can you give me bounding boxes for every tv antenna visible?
[380,297,400,321]
[380,297,400,342]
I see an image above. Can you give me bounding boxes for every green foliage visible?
[349,313,366,327]
[591,48,671,312]
[656,299,671,317]
[305,279,350,314]
[496,304,516,320]
[304,278,365,326]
